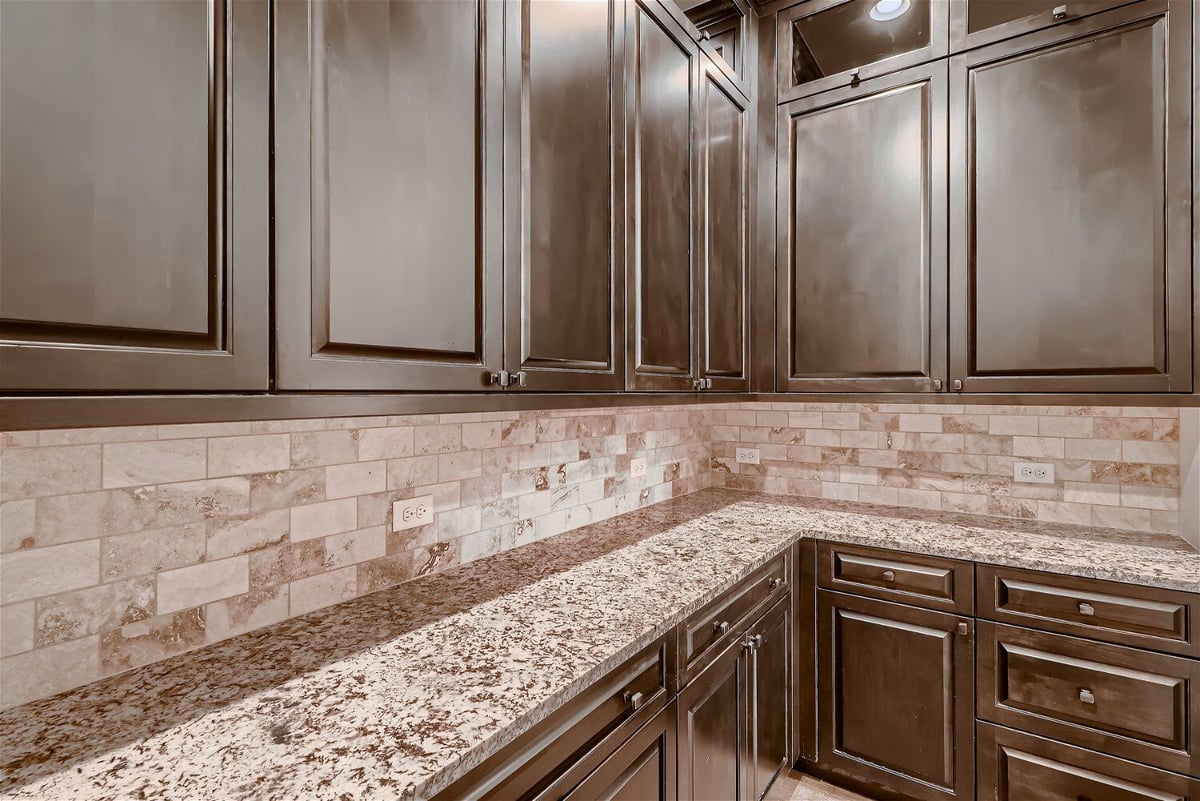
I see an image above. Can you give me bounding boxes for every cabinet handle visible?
[1079,688,1096,705]
[933,379,943,391]
[1078,602,1095,616]
[1053,4,1068,19]
[514,371,527,387]
[952,379,963,391]
[769,577,784,591]
[957,622,970,637]
[623,690,646,711]
[881,570,896,582]
[742,634,762,651]
[694,378,706,391]
[849,68,860,86]
[713,621,729,636]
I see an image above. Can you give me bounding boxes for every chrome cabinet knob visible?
[1078,602,1095,616]
[882,570,896,582]
[1053,4,1068,19]
[958,622,970,637]
[952,379,964,391]
[623,690,646,710]
[1079,688,1095,705]
[933,379,943,391]
[713,621,729,636]
[769,577,784,591]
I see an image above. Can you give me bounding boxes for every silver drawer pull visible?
[623,690,645,711]
[882,570,896,582]
[769,577,784,591]
[1078,602,1095,616]
[1053,4,1067,19]
[713,621,729,636]
[1079,688,1095,705]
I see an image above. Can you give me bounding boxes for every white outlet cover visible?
[630,457,648,478]
[1013,461,1055,484]
[393,494,434,532]
[735,447,761,465]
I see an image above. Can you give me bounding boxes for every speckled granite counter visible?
[2,490,1196,801]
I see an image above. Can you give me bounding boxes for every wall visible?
[0,400,1187,709]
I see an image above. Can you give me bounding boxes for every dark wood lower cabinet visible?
[560,702,678,801]
[749,596,792,800]
[678,634,750,801]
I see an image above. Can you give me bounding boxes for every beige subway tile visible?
[325,461,386,499]
[534,418,569,442]
[0,499,35,551]
[206,510,289,560]
[386,455,441,491]
[1149,510,1180,535]
[249,419,326,434]
[787,411,822,428]
[157,422,253,439]
[414,481,462,513]
[895,488,941,510]
[208,435,289,477]
[857,485,899,506]
[1120,485,1179,511]
[918,433,965,453]
[756,411,789,428]
[37,426,157,446]
[1037,500,1093,525]
[290,498,357,541]
[1152,418,1180,442]
[839,430,880,449]
[942,414,988,434]
[358,427,415,461]
[205,585,289,642]
[290,430,358,468]
[462,422,503,450]
[940,492,990,515]
[1,634,99,709]
[1094,418,1152,441]
[102,440,206,489]
[1,601,34,657]
[1092,506,1152,532]
[291,567,357,616]
[1,540,98,604]
[988,416,1039,436]
[325,526,387,569]
[500,419,537,446]
[249,468,324,512]
[157,557,249,614]
[1064,438,1121,461]
[414,424,462,455]
[439,452,482,482]
[102,523,207,581]
[821,412,860,430]
[249,541,326,588]
[857,449,899,468]
[1038,417,1093,439]
[0,432,39,448]
[0,445,101,500]
[1121,406,1178,418]
[100,607,204,675]
[839,466,878,485]
[1013,436,1065,459]
[325,416,387,430]
[1121,440,1178,466]
[35,577,154,647]
[963,434,1014,456]
[437,506,483,541]
[898,414,942,433]
[820,483,858,502]
[1062,482,1121,507]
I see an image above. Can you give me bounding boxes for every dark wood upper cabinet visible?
[626,0,700,392]
[950,0,1144,52]
[274,0,503,392]
[502,0,625,392]
[698,56,751,391]
[776,0,950,103]
[777,62,948,392]
[949,0,1194,393]
[661,0,752,95]
[0,0,269,392]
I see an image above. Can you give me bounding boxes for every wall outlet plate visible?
[735,447,761,465]
[1013,462,1054,484]
[393,495,433,531]
[630,457,647,478]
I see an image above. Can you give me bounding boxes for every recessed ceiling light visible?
[869,0,911,22]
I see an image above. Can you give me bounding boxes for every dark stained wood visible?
[749,595,792,801]
[817,590,974,801]
[697,56,751,391]
[794,540,818,764]
[776,61,948,392]
[978,564,1200,658]
[817,542,973,614]
[503,0,625,392]
[977,621,1200,776]
[660,0,753,96]
[750,8,776,393]
[977,722,1200,801]
[560,702,678,801]
[678,635,751,801]
[274,0,503,392]
[626,0,699,391]
[949,0,1194,393]
[950,0,1145,52]
[0,0,269,391]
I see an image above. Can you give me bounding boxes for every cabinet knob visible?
[1052,4,1068,19]
[952,379,963,391]
[1078,602,1095,616]
[713,621,729,636]
[849,68,861,86]
[742,634,762,651]
[932,379,943,391]
[623,690,646,711]
[514,371,527,387]
[1079,688,1095,705]
[881,570,896,582]
[769,577,784,591]
[957,622,970,637]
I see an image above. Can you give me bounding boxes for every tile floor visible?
[765,770,873,801]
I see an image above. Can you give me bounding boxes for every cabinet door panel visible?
[504,0,624,391]
[0,0,268,390]
[777,62,947,392]
[750,597,792,801]
[950,0,1141,52]
[275,0,502,391]
[698,57,750,391]
[626,0,698,391]
[678,638,750,801]
[949,0,1193,392]
[818,591,974,801]
[564,703,678,801]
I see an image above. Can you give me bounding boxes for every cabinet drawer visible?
[681,549,790,679]
[432,632,677,801]
[977,722,1200,801]
[818,542,973,613]
[978,622,1200,777]
[978,564,1199,657]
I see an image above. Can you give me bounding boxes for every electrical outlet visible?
[392,495,433,532]
[735,447,760,465]
[1013,462,1054,484]
[630,457,647,478]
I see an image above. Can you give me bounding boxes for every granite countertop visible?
[2,489,1196,801]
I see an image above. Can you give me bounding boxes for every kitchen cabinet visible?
[949,0,1194,393]
[776,61,948,392]
[502,0,626,392]
[748,596,792,800]
[0,0,269,391]
[274,0,504,391]
[816,590,975,801]
[561,703,678,801]
[950,0,1143,52]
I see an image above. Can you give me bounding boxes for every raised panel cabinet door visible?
[678,637,751,801]
[697,56,751,391]
[950,0,1144,52]
[503,0,625,391]
[776,61,948,392]
[817,591,974,801]
[749,596,792,801]
[949,0,1194,393]
[0,0,268,391]
[274,0,504,391]
[626,0,699,392]
[563,702,678,801]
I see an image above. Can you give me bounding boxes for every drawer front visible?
[978,565,1198,657]
[977,722,1200,801]
[978,622,1200,776]
[433,632,677,801]
[682,549,790,676]
[818,542,973,613]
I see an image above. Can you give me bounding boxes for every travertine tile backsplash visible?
[0,401,1186,708]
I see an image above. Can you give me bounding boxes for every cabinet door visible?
[0,0,268,391]
[503,0,625,392]
[777,62,948,392]
[274,0,503,391]
[563,702,678,801]
[678,637,751,801]
[749,596,792,801]
[697,56,751,392]
[626,0,699,392]
[950,0,1141,52]
[949,0,1194,393]
[817,591,974,801]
